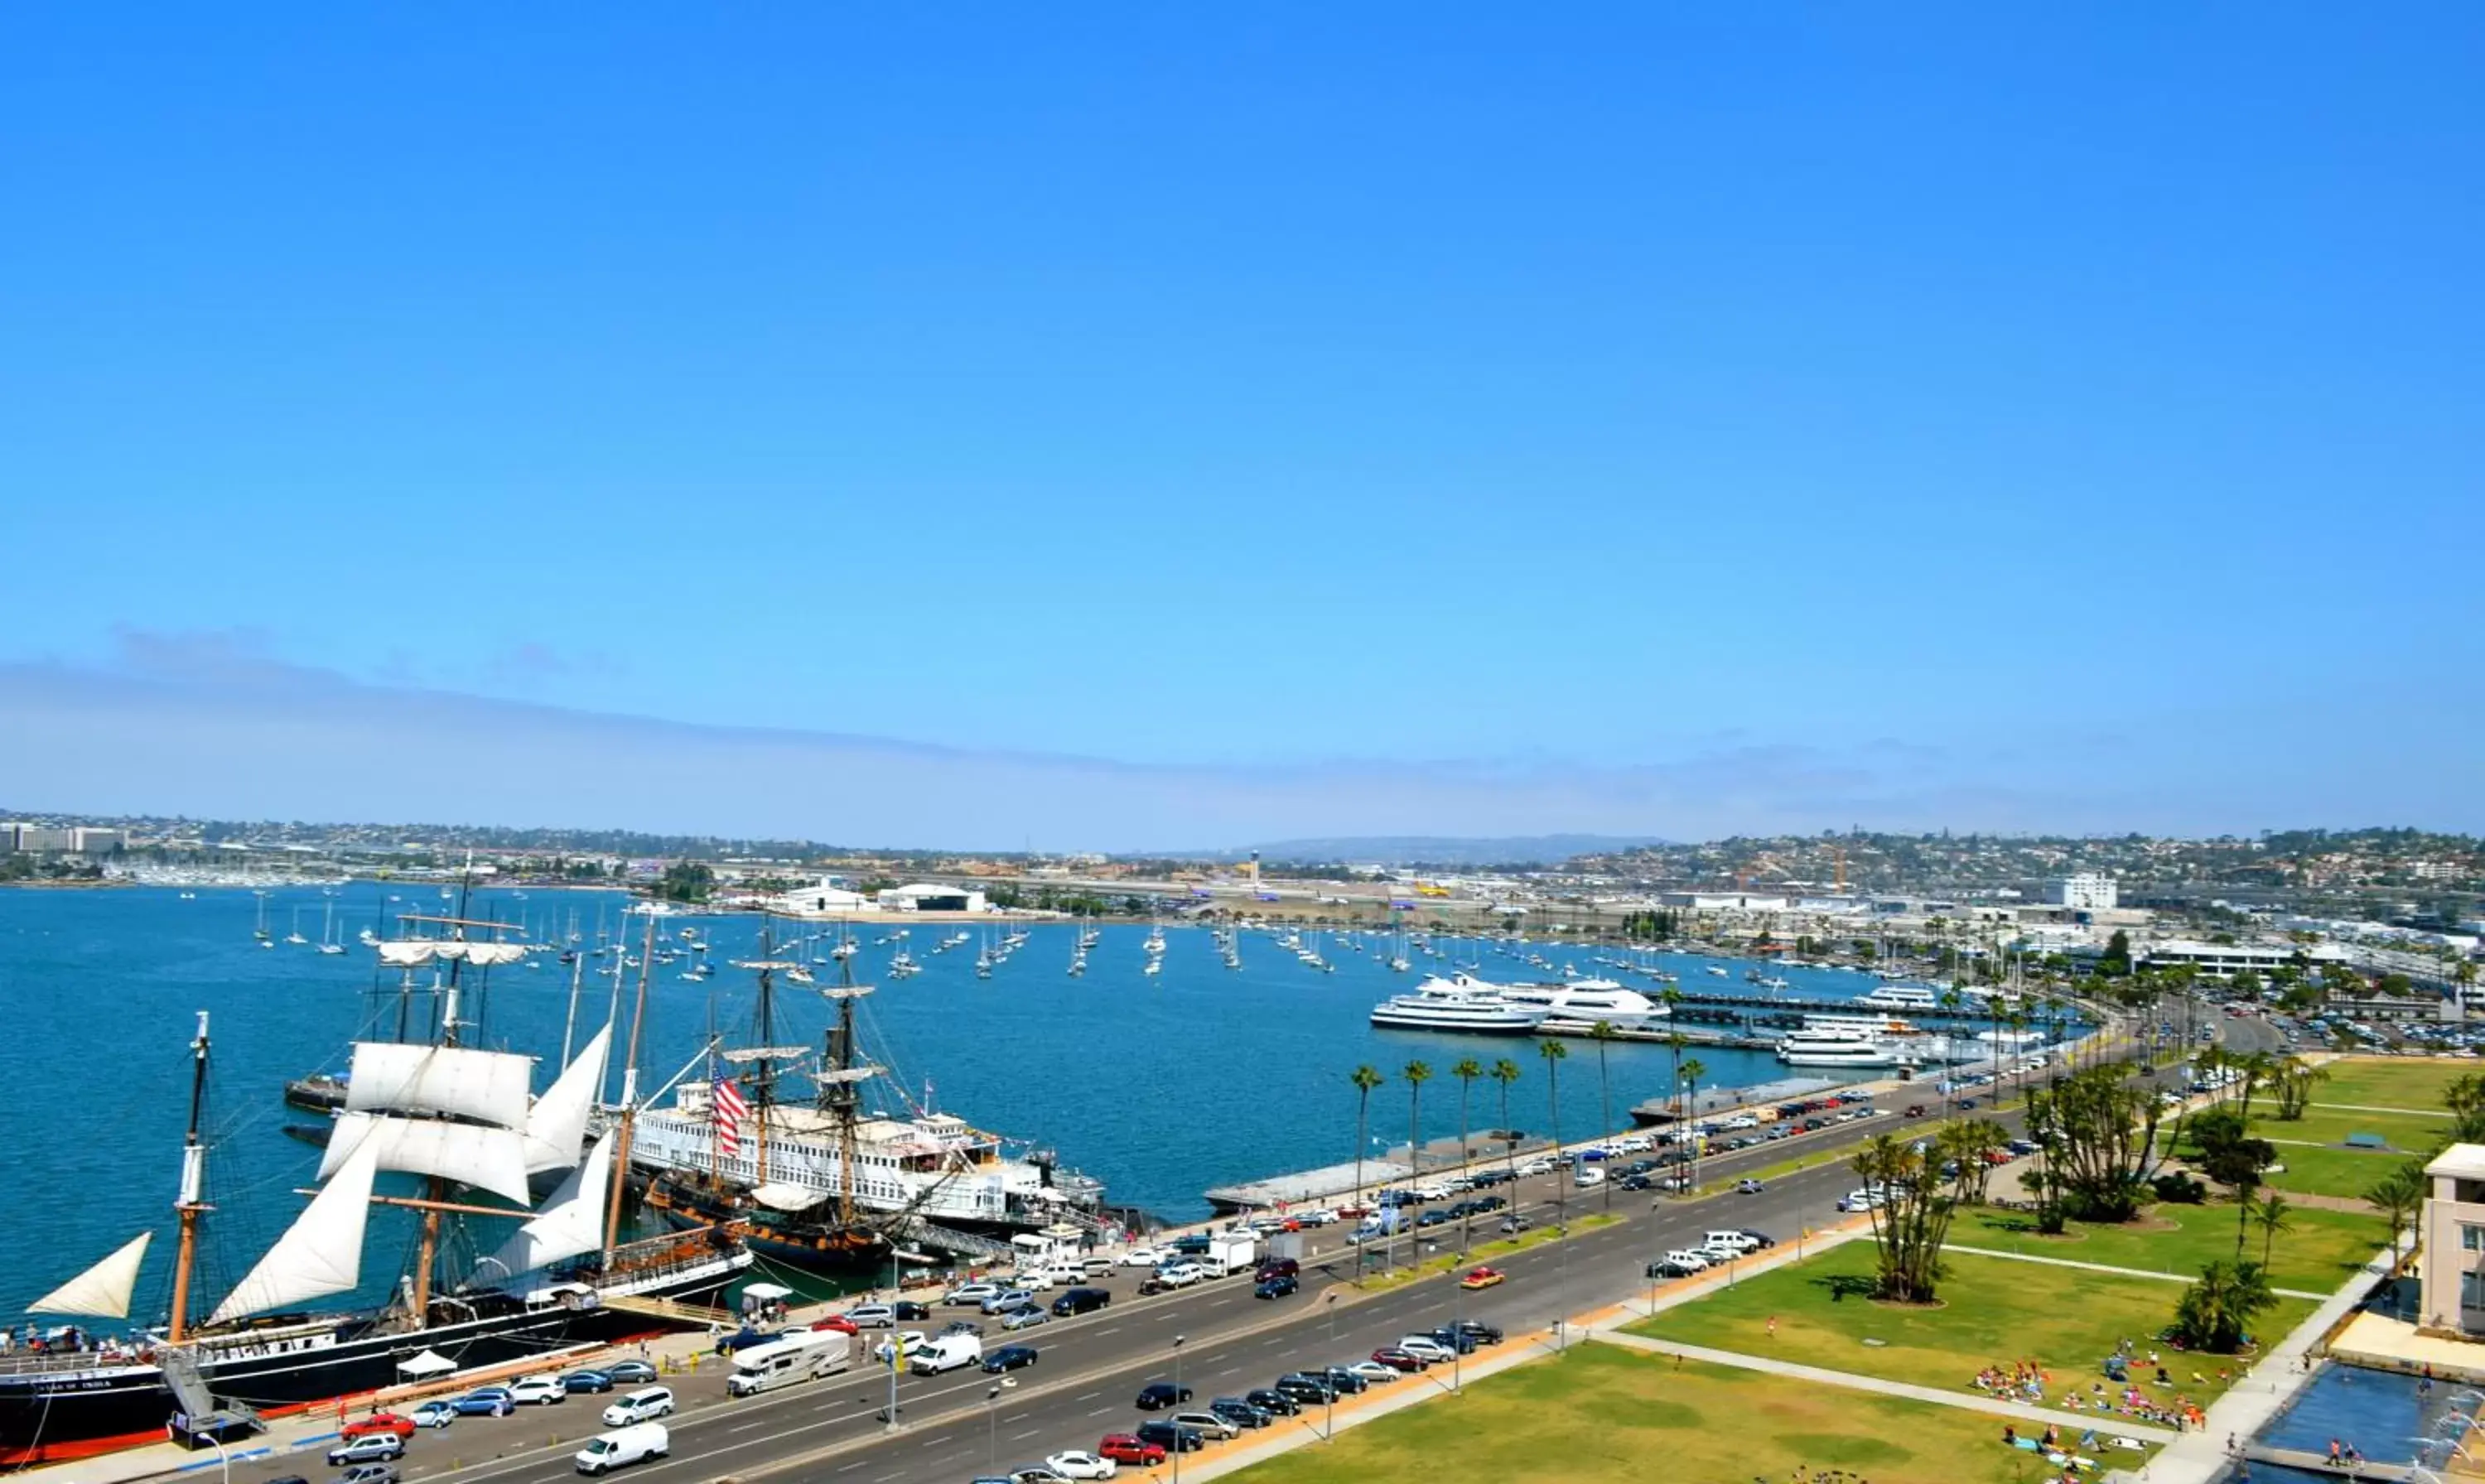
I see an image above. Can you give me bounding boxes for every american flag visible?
[712,1077,750,1159]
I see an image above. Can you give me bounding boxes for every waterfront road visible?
[221,1029,2193,1484]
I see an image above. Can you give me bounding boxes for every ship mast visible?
[602,911,658,1263]
[167,1009,212,1342]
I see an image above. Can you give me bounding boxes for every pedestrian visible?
[1767,1315,1778,1337]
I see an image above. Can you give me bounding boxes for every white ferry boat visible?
[1369,973,1548,1035]
[1775,1022,1922,1070]
[1498,978,1672,1033]
[1858,983,1942,1012]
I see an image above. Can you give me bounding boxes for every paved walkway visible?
[2309,1102,2447,1118]
[1944,1245,2331,1300]
[1587,1329,2177,1447]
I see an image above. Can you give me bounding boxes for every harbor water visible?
[0,884,1910,1319]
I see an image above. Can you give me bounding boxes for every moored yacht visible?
[1858,982,1942,1012]
[1369,973,1547,1035]
[1498,978,1671,1033]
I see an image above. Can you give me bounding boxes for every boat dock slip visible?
[2243,1444,2415,1481]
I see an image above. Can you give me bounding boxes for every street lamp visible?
[1323,1298,1338,1440]
[1171,1335,1189,1484]
[985,1385,1002,1476]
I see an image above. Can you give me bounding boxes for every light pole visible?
[1171,1335,1188,1484]
[985,1385,1001,1476]
[1323,1297,1338,1440]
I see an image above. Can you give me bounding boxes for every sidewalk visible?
[1586,1329,2175,1449]
[1944,1245,2331,1301]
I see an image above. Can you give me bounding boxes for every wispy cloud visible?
[0,629,2471,846]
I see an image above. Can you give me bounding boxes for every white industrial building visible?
[2140,938,2348,978]
[763,878,881,918]
[2048,872,2120,910]
[877,883,989,913]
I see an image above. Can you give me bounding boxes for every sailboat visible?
[642,925,892,1272]
[317,894,347,956]
[252,891,273,948]
[1,908,751,1467]
[283,906,308,947]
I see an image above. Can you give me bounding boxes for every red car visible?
[808,1317,861,1335]
[1370,1347,1426,1372]
[340,1413,417,1441]
[1098,1433,1168,1466]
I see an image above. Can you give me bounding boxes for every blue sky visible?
[2,6,2479,848]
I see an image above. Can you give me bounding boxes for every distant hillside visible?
[1199,834,1669,868]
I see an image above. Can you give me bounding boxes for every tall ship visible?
[1,904,750,1467]
[1368,973,1549,1035]
[635,923,1107,1268]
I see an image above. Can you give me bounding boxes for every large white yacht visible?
[1369,973,1548,1035]
[1775,1020,1922,1070]
[1498,977,1671,1033]
[1858,982,1942,1012]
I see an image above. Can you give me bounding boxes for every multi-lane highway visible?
[215,1011,2230,1484]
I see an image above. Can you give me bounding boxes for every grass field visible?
[1949,1200,2385,1293]
[1629,1240,2313,1406]
[2263,1142,2410,1202]
[2252,1104,2445,1150]
[2307,1057,2475,1112]
[1230,1343,2098,1484]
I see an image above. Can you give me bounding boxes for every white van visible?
[1042,1262,1085,1288]
[1575,1167,1606,1188]
[727,1329,851,1396]
[1703,1231,1759,1255]
[909,1332,982,1375]
[575,1423,668,1476]
[600,1387,675,1428]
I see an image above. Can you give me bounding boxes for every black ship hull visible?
[0,1246,746,1467]
[643,1173,891,1275]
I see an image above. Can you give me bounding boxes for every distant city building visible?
[2140,937,2347,978]
[71,826,123,855]
[12,825,75,853]
[2048,872,2119,910]
[877,882,988,913]
[0,823,17,851]
[762,876,879,918]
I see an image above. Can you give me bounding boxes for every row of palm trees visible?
[1346,1029,1714,1230]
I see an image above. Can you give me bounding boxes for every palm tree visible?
[1538,1038,1569,1227]
[1451,1058,1483,1250]
[1350,1065,1384,1209]
[1586,1022,1619,1215]
[1663,1025,1690,1135]
[2251,1191,2294,1269]
[1491,1058,1522,1184]
[1402,1060,1432,1186]
[1681,1056,1708,1192]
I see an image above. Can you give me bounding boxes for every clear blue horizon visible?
[4,6,2479,848]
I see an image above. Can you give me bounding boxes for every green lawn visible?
[1630,1241,2312,1407]
[2261,1143,2410,1202]
[2254,1104,2446,1150]
[2307,1057,2475,1113]
[1231,1343,2101,1484]
[1949,1201,2386,1293]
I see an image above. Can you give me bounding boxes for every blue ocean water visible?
[0,884,1889,1321]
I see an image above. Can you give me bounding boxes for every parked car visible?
[946,1282,1004,1305]
[1135,1381,1194,1410]
[1153,1262,1204,1288]
[1117,1246,1165,1268]
[1097,1434,1166,1466]
[1450,1319,1504,1345]
[340,1414,417,1442]
[600,1388,675,1428]
[603,1361,659,1385]
[509,1375,567,1406]
[408,1401,458,1429]
[1132,1422,1204,1454]
[334,1465,399,1484]
[842,1304,897,1328]
[1210,1397,1275,1429]
[1044,1451,1120,1480]
[980,1289,1038,1314]
[892,1299,932,1321]
[1169,1410,1239,1441]
[1319,1366,1368,1395]
[983,1344,1040,1373]
[326,1434,406,1467]
[1369,1347,1426,1372]
[1052,1287,1112,1317]
[451,1389,515,1418]
[1271,1374,1335,1404]
[1343,1360,1402,1385]
[561,1370,615,1394]
[1246,1387,1302,1415]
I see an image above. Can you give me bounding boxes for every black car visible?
[1253,1274,1298,1299]
[1051,1287,1112,1317]
[1416,1209,1451,1228]
[1618,1174,1653,1192]
[892,1300,932,1322]
[1209,1398,1273,1429]
[1472,1195,1507,1212]
[1320,1366,1368,1395]
[1451,1319,1504,1345]
[1167,1235,1213,1255]
[1245,1388,1302,1416]
[982,1345,1040,1373]
[1136,1382,1194,1410]
[1646,1258,1703,1279]
[1255,1259,1300,1282]
[1134,1421,1205,1453]
[1425,1327,1479,1355]
[1739,1229,1778,1249]
[1272,1373,1336,1404]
